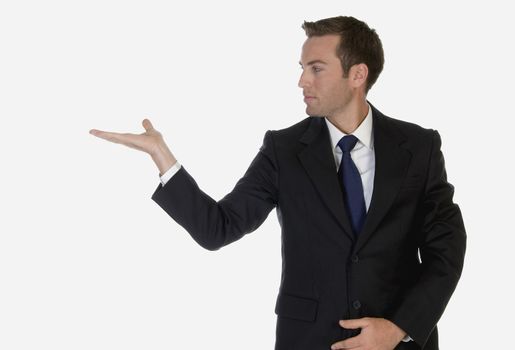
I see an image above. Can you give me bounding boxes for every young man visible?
[90,16,466,350]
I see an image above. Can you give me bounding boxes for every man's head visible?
[298,16,384,118]
[302,16,384,93]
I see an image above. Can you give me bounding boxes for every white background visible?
[1,0,513,349]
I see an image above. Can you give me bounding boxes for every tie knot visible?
[337,135,359,153]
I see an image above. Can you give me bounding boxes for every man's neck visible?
[326,99,369,135]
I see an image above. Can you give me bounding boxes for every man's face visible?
[298,34,352,118]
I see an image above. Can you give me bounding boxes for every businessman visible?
[90,16,466,350]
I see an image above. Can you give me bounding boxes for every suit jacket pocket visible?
[274,292,318,322]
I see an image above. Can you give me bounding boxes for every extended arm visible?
[90,120,279,251]
[151,130,279,250]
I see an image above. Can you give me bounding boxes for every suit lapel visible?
[354,104,412,253]
[296,104,412,251]
[297,117,356,245]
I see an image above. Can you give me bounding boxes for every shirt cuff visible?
[159,161,182,186]
[401,334,412,342]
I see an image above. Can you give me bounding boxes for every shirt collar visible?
[324,102,374,151]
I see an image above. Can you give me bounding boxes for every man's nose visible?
[298,71,310,89]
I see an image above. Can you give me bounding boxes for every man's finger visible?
[142,118,154,132]
[89,129,102,137]
[90,129,132,145]
[90,129,121,142]
[339,318,369,329]
[331,335,361,349]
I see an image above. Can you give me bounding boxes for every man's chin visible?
[305,109,322,117]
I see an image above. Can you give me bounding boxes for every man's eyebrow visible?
[299,60,328,67]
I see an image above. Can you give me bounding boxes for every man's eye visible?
[313,66,322,72]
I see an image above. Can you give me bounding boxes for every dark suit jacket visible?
[151,102,466,350]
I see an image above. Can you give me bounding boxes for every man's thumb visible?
[142,118,154,131]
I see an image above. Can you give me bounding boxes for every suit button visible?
[351,255,359,263]
[352,300,361,309]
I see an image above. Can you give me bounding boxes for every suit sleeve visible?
[388,130,466,347]
[151,130,279,251]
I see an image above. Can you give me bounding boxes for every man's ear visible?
[349,63,369,89]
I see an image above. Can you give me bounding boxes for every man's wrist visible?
[151,142,177,175]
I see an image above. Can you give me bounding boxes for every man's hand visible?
[90,119,177,175]
[331,317,406,350]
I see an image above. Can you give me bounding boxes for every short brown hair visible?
[302,16,384,92]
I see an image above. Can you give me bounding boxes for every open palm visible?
[90,118,177,175]
[89,119,163,156]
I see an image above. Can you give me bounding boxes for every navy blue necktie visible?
[337,135,366,235]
